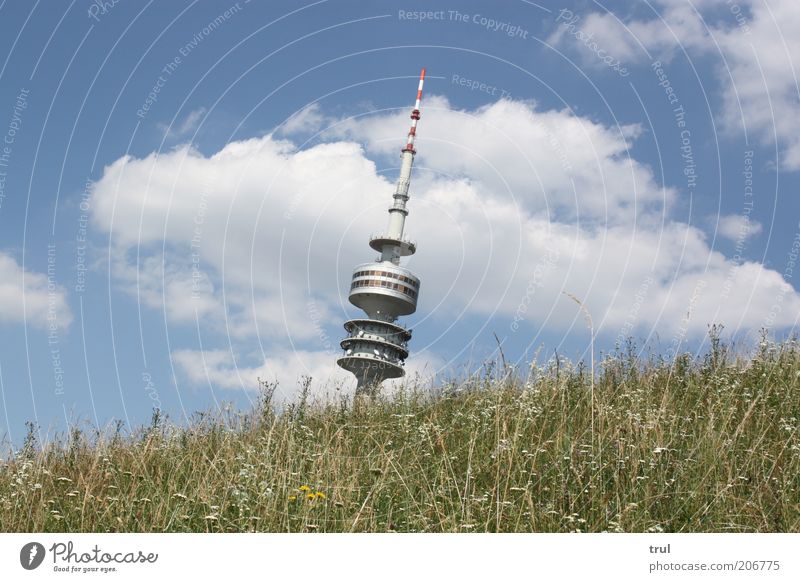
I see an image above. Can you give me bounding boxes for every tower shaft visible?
[382,68,425,263]
[385,69,424,236]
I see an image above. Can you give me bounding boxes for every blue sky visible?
[1,0,799,446]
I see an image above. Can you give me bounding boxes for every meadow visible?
[1,333,799,532]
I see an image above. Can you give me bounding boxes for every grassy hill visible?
[2,335,799,532]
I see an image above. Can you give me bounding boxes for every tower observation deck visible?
[337,69,426,394]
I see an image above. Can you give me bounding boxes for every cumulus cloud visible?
[327,96,666,225]
[715,0,800,169]
[89,95,800,392]
[90,136,389,340]
[0,252,72,330]
[548,0,800,170]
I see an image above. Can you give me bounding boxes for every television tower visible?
[337,69,426,394]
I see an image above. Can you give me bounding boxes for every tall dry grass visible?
[1,334,799,532]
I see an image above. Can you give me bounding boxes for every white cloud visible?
[0,252,72,330]
[90,96,800,391]
[715,0,800,169]
[171,346,444,400]
[547,2,709,66]
[90,136,389,341]
[716,213,762,242]
[404,181,794,337]
[277,103,331,136]
[171,348,345,393]
[549,0,800,170]
[326,96,665,225]
[158,107,207,139]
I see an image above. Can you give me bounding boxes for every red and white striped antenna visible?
[403,67,426,154]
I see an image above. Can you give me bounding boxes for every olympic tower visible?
[337,69,426,393]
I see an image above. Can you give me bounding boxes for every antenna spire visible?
[403,67,426,154]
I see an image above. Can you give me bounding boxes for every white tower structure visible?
[337,69,426,393]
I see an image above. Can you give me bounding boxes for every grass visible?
[1,333,799,532]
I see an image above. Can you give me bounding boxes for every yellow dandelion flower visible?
[314,491,326,499]
[288,495,297,502]
[306,493,316,500]
[298,485,311,492]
